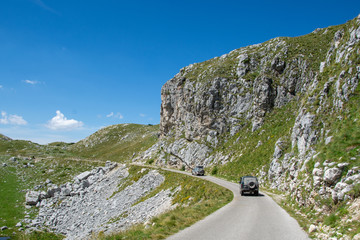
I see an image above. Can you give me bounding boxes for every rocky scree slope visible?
[24,162,177,240]
[135,15,360,238]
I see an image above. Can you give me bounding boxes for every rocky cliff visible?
[136,14,360,238]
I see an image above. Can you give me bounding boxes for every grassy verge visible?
[0,157,25,237]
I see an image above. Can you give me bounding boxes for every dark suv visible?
[192,166,205,176]
[239,176,259,196]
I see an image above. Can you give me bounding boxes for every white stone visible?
[325,136,333,145]
[324,168,342,185]
[338,162,349,169]
[75,171,93,181]
[320,62,326,73]
[312,168,324,177]
[354,233,360,240]
[26,191,40,205]
[309,224,317,233]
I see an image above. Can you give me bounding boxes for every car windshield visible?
[243,177,257,184]
[195,166,203,170]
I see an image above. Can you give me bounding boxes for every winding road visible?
[164,169,309,240]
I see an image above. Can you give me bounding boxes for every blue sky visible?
[0,0,359,144]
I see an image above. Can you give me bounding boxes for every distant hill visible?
[0,133,12,141]
[0,134,45,156]
[69,124,159,162]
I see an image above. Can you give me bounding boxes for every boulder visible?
[26,191,40,205]
[61,187,71,196]
[105,161,118,171]
[75,171,93,181]
[313,176,322,187]
[39,191,50,200]
[309,224,317,233]
[337,162,349,169]
[47,185,61,198]
[354,233,360,240]
[312,168,324,177]
[324,167,342,185]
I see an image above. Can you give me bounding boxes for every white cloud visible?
[0,85,3,89]
[32,0,59,15]
[139,113,146,117]
[106,112,124,119]
[23,80,40,85]
[46,110,84,131]
[0,111,28,125]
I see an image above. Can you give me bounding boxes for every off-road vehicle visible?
[239,176,259,196]
[192,166,205,176]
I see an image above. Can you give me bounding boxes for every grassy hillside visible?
[69,124,159,162]
[0,134,12,141]
[0,135,77,160]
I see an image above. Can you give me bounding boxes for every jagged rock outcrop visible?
[136,15,360,173]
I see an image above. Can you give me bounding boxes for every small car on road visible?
[239,176,259,196]
[192,166,205,176]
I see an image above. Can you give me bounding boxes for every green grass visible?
[16,231,64,240]
[209,101,296,181]
[0,157,25,237]
[69,124,159,163]
[312,77,360,170]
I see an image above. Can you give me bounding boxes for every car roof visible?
[241,176,258,180]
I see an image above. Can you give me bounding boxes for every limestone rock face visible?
[135,15,360,175]
[159,38,309,143]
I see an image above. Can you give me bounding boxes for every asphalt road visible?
[165,170,309,240]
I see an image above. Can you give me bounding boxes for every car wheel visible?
[240,191,244,196]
